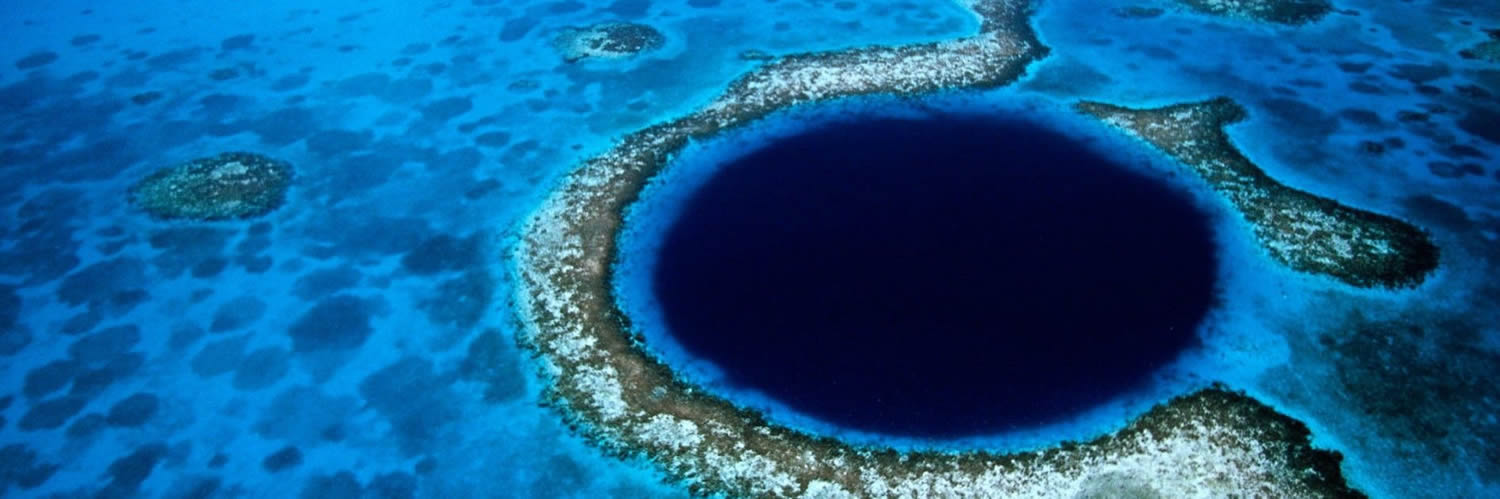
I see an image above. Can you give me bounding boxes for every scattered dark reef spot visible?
[255,386,359,445]
[14,51,60,70]
[1458,107,1500,145]
[168,322,206,350]
[293,266,363,300]
[65,413,106,439]
[145,48,203,71]
[421,270,495,330]
[359,356,460,455]
[105,393,160,427]
[272,72,311,92]
[1277,312,1500,483]
[1175,0,1332,24]
[0,444,60,492]
[69,325,141,365]
[306,129,375,157]
[192,335,250,378]
[23,360,78,399]
[289,295,378,352]
[300,471,363,499]
[70,353,144,400]
[232,347,291,391]
[460,329,527,402]
[1337,108,1383,127]
[57,258,147,309]
[101,443,168,496]
[400,234,483,275]
[475,131,511,148]
[421,96,474,123]
[19,396,89,431]
[368,472,417,499]
[71,34,102,46]
[1336,61,1372,73]
[210,296,268,332]
[262,446,303,472]
[221,34,256,51]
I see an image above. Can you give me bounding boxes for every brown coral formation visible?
[1077,98,1438,288]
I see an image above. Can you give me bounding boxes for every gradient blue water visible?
[2,0,1498,497]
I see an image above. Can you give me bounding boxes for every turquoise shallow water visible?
[1,0,1498,497]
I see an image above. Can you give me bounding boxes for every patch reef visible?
[513,0,1363,496]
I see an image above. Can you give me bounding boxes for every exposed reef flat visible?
[1175,0,1333,25]
[513,0,1363,496]
[1077,98,1439,289]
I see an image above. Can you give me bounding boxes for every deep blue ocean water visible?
[2,0,1498,497]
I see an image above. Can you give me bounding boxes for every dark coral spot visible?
[233,347,291,391]
[68,325,140,365]
[461,329,527,402]
[421,96,474,122]
[23,360,78,399]
[300,471,363,499]
[262,446,303,472]
[289,295,376,352]
[57,258,147,308]
[19,396,89,431]
[102,443,168,495]
[105,393,160,427]
[14,51,59,70]
[191,335,249,378]
[400,234,481,275]
[359,357,458,455]
[210,296,268,332]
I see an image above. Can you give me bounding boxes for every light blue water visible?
[2,0,1497,497]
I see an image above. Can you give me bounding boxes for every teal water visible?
[2,0,1497,497]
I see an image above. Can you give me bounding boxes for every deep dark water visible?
[651,114,1222,437]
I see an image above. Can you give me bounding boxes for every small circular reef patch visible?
[649,114,1220,438]
[554,22,665,63]
[130,152,293,221]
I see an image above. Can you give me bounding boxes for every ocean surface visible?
[1,0,1497,497]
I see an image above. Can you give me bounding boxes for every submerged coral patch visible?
[1077,98,1439,288]
[553,22,665,63]
[129,152,293,221]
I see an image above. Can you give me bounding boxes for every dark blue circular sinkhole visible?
[649,113,1220,439]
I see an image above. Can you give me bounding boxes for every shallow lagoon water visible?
[3,0,1499,497]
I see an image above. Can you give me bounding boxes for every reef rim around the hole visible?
[511,0,1367,496]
